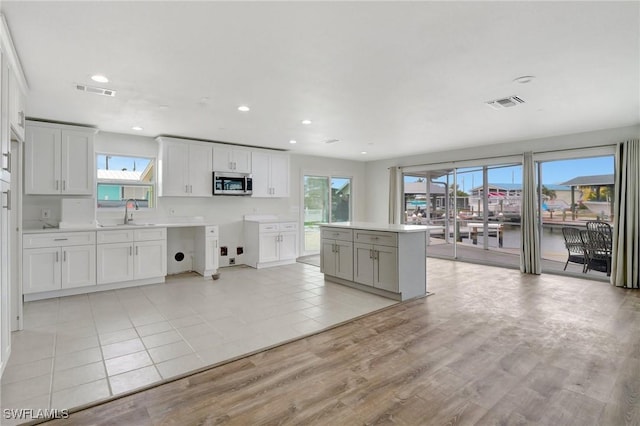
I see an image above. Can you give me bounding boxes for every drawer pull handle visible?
[54,238,68,241]
[2,152,10,173]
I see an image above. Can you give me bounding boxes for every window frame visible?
[95,152,157,210]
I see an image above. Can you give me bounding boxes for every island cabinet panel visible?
[320,224,429,301]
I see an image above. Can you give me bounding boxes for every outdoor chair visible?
[581,229,612,276]
[586,221,613,251]
[562,227,587,272]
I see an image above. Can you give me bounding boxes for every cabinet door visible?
[205,237,219,271]
[9,69,25,141]
[353,243,374,287]
[269,153,289,197]
[1,181,10,366]
[97,242,134,284]
[213,145,233,172]
[251,151,271,197]
[258,232,280,263]
[320,239,337,275]
[0,54,9,183]
[188,144,213,197]
[232,149,252,173]
[335,240,354,281]
[374,245,399,292]
[134,240,167,279]
[25,125,61,194]
[160,142,189,196]
[23,247,61,294]
[61,130,94,195]
[279,231,297,261]
[62,245,96,288]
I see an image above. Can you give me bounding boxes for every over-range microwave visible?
[213,172,253,195]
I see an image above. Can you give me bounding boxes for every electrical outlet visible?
[229,258,236,265]
[169,208,176,216]
[41,208,51,219]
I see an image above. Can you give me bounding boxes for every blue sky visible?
[407,156,614,193]
[97,154,151,172]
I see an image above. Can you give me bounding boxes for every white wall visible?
[364,125,640,223]
[22,131,366,267]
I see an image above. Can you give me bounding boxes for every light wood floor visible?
[42,259,639,425]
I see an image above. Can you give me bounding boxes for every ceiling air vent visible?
[486,96,524,110]
[75,84,116,97]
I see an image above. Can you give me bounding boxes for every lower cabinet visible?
[23,231,97,294]
[244,221,297,268]
[319,225,427,301]
[320,228,353,281]
[97,228,167,284]
[353,243,398,292]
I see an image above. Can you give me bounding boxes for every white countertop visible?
[23,218,218,234]
[320,222,440,233]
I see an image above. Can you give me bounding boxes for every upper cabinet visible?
[8,68,25,142]
[25,121,96,195]
[251,151,289,198]
[213,144,251,173]
[157,137,213,197]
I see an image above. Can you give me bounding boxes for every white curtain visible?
[388,166,400,224]
[520,152,541,274]
[611,139,640,288]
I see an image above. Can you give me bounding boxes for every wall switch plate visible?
[41,208,51,219]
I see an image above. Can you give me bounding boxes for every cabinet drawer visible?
[279,222,297,231]
[321,228,353,242]
[23,231,96,248]
[354,230,397,247]
[97,229,134,244]
[259,223,279,232]
[134,227,167,242]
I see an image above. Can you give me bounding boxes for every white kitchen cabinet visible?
[0,51,10,183]
[23,231,97,294]
[97,227,166,284]
[24,121,96,195]
[251,151,289,198]
[194,225,219,278]
[244,220,297,268]
[320,225,427,301]
[9,68,25,142]
[320,228,353,281]
[158,137,213,197]
[213,145,251,173]
[1,180,11,369]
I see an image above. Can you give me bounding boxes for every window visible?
[96,154,155,209]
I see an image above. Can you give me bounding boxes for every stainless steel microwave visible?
[213,172,252,195]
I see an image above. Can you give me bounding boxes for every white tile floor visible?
[1,263,395,419]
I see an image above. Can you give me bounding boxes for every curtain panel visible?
[611,139,640,288]
[520,152,541,274]
[388,166,400,224]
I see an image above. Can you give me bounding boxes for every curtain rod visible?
[397,143,616,171]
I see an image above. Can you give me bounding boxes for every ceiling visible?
[2,1,639,161]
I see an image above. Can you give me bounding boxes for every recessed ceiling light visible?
[361,151,368,155]
[158,105,169,110]
[132,126,143,131]
[91,74,109,83]
[289,140,297,144]
[513,75,535,84]
[301,119,312,125]
[238,105,250,112]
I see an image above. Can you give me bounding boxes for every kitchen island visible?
[320,222,439,301]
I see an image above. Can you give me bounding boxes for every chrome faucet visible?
[123,199,139,224]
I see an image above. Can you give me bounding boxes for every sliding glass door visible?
[303,175,352,255]
[537,154,615,276]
